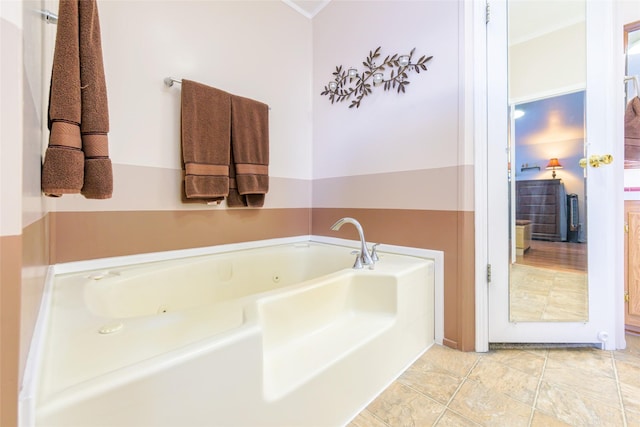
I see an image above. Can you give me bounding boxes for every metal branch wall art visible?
[320,47,433,108]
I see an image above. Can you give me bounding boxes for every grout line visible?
[360,408,391,427]
[528,349,548,426]
[445,356,481,407]
[434,356,483,426]
[611,354,628,427]
[398,352,483,426]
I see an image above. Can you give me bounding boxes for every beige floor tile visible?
[366,382,445,427]
[536,381,625,426]
[482,349,546,376]
[543,359,619,406]
[411,345,479,378]
[348,409,388,427]
[467,358,539,405]
[615,349,640,367]
[616,358,640,388]
[530,410,573,427]
[434,410,481,426]
[614,335,640,368]
[352,335,640,427]
[523,348,549,358]
[448,380,531,427]
[626,409,640,427]
[620,382,640,414]
[398,363,462,405]
[546,348,615,378]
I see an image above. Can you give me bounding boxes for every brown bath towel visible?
[42,0,112,199]
[78,0,112,199]
[626,97,640,167]
[42,0,83,196]
[230,95,269,207]
[181,80,231,202]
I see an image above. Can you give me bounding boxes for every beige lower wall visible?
[0,218,49,427]
[20,217,49,382]
[1,235,21,427]
[312,208,475,351]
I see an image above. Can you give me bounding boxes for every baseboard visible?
[625,324,640,336]
[442,338,458,350]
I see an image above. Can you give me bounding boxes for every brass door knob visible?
[589,154,613,168]
[580,154,613,168]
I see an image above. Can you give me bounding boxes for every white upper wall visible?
[619,1,640,25]
[98,0,313,180]
[1,2,23,236]
[312,0,461,179]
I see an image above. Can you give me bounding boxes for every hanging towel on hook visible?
[229,95,269,207]
[181,80,231,202]
[42,0,112,199]
[625,96,640,168]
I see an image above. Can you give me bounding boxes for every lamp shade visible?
[546,158,563,169]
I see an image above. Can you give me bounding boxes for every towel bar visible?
[164,77,271,110]
[164,77,182,87]
[38,9,58,24]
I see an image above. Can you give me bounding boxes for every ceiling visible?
[282,0,585,43]
[282,0,331,19]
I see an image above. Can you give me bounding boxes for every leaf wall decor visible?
[320,47,433,108]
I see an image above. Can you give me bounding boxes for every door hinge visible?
[625,223,629,233]
[487,263,492,283]
[626,291,630,303]
[486,2,490,24]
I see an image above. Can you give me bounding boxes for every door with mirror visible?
[624,21,640,333]
[487,0,620,348]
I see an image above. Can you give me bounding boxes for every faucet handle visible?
[370,243,380,262]
[350,250,364,269]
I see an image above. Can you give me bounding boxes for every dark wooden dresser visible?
[515,179,566,241]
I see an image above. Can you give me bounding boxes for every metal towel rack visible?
[164,77,182,87]
[38,9,58,24]
[165,76,271,110]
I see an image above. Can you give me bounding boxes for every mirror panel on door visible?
[507,0,588,322]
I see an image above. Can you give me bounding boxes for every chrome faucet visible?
[330,217,375,268]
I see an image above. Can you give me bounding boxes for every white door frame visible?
[474,0,626,351]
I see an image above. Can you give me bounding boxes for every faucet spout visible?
[330,217,374,267]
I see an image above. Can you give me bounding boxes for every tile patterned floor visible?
[349,334,640,427]
[510,264,588,322]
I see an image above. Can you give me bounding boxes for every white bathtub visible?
[32,241,435,427]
